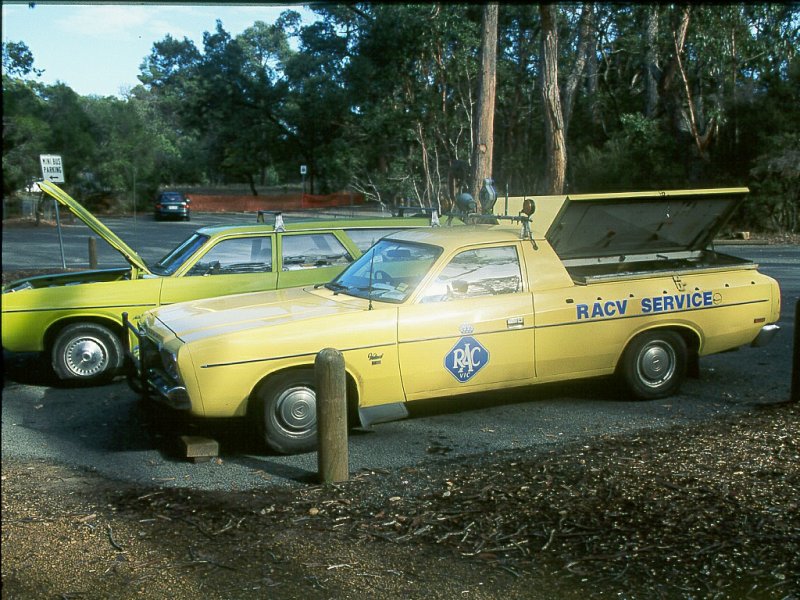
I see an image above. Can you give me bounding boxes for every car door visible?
[397,243,536,400]
[276,231,356,289]
[159,234,277,305]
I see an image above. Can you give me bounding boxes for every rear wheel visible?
[254,369,318,454]
[619,330,687,400]
[51,323,124,384]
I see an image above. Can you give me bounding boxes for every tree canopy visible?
[3,4,798,231]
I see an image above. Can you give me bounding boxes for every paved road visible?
[1,208,395,271]
[2,217,798,490]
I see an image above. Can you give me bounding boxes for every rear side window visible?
[344,228,403,252]
[187,236,273,276]
[281,233,353,271]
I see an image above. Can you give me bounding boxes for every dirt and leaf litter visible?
[3,399,798,600]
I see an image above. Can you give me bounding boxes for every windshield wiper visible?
[323,282,348,294]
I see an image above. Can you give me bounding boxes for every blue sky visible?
[2,2,317,97]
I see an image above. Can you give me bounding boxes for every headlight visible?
[160,348,181,382]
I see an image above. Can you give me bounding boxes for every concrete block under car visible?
[180,435,219,462]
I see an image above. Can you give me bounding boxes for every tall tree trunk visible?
[658,5,690,102]
[562,3,595,138]
[585,33,604,134]
[645,5,660,118]
[540,4,567,194]
[471,3,498,211]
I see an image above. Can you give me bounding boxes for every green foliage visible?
[2,78,50,195]
[749,133,800,232]
[572,114,685,192]
[2,40,43,77]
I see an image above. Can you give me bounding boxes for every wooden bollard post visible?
[88,236,98,269]
[315,348,349,483]
[792,299,799,403]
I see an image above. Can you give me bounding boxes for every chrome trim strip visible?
[3,303,158,314]
[200,342,394,369]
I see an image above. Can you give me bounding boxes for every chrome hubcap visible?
[638,342,676,388]
[64,337,108,377]
[274,385,316,436]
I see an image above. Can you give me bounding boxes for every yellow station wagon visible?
[2,181,433,383]
[133,188,781,454]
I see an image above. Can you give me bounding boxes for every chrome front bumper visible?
[751,324,780,347]
[122,312,190,410]
[147,369,191,410]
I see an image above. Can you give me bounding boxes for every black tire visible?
[51,323,124,384]
[254,369,318,454]
[619,330,687,400]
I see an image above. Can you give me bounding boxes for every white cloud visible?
[59,5,152,38]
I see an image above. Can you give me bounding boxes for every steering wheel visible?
[204,261,221,276]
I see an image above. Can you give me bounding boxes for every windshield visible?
[151,233,209,275]
[327,239,441,303]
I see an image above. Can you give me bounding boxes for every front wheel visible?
[619,330,687,400]
[51,323,124,384]
[254,369,318,454]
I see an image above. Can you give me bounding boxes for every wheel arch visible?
[44,315,125,353]
[247,363,361,425]
[616,324,701,373]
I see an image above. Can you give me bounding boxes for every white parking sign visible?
[40,154,65,183]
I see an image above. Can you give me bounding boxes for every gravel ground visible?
[2,400,798,599]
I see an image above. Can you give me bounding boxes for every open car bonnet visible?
[38,180,151,274]
[545,188,749,260]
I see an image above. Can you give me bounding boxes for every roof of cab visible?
[385,224,530,251]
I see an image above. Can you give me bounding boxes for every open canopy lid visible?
[545,188,749,260]
[39,180,151,273]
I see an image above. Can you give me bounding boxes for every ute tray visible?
[563,249,754,285]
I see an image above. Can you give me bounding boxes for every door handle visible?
[507,316,524,329]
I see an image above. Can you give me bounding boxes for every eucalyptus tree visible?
[314,3,483,209]
[493,4,542,195]
[139,18,297,194]
[471,3,498,207]
[570,4,798,197]
[283,13,354,194]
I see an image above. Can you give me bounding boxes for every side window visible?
[344,228,402,252]
[186,237,272,276]
[419,246,522,303]
[281,233,354,271]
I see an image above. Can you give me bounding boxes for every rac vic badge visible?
[445,336,489,383]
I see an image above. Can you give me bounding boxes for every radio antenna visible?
[367,247,375,311]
